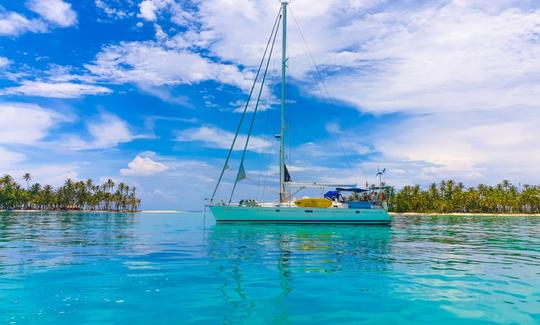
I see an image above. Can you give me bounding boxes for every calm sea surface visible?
[1,212,539,324]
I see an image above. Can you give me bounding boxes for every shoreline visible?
[2,210,539,217]
[0,209,141,213]
[0,209,189,214]
[390,212,540,217]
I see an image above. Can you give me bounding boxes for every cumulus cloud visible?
[189,0,540,115]
[120,155,169,176]
[1,81,112,98]
[320,2,540,114]
[0,56,10,68]
[64,113,140,150]
[137,0,191,25]
[175,126,274,153]
[85,41,254,91]
[26,0,77,27]
[0,103,69,145]
[138,0,161,21]
[0,7,47,36]
[0,0,77,37]
[370,108,540,183]
[193,0,381,69]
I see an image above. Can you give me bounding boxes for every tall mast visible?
[279,0,288,203]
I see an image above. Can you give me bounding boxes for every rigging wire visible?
[245,177,281,195]
[255,41,282,203]
[229,11,281,203]
[209,8,282,204]
[259,34,283,202]
[289,8,369,185]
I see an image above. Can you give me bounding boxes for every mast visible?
[279,0,288,203]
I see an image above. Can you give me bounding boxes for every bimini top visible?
[336,187,370,193]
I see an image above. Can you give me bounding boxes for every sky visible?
[1,0,540,210]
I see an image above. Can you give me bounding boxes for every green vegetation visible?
[0,173,141,212]
[387,179,540,214]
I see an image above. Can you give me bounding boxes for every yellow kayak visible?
[294,198,332,208]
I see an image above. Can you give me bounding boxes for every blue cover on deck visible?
[348,201,372,209]
[324,191,340,200]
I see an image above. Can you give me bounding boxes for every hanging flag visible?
[284,164,292,182]
[236,163,246,182]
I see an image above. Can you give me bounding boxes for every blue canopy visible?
[336,187,369,193]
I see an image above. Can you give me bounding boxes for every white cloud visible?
[153,23,167,40]
[320,3,540,114]
[95,0,131,19]
[189,0,540,116]
[1,81,112,98]
[0,56,10,68]
[65,113,139,150]
[371,108,540,183]
[137,0,191,25]
[0,7,47,36]
[138,0,160,21]
[0,146,24,166]
[26,0,77,27]
[136,83,192,107]
[85,41,254,91]
[120,155,169,176]
[0,103,68,145]
[175,126,274,153]
[194,0,381,69]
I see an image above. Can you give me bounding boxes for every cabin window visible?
[305,210,313,213]
[275,209,280,212]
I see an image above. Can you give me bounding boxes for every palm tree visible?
[22,173,32,190]
[29,183,41,209]
[105,179,115,193]
[42,185,54,210]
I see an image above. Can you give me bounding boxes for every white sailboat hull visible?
[210,205,391,224]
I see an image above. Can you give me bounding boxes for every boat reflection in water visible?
[206,223,392,323]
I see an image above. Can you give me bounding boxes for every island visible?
[0,173,140,212]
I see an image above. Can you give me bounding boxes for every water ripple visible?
[1,212,539,324]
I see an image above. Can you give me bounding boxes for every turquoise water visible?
[1,212,539,324]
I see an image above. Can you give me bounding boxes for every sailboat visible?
[209,1,391,225]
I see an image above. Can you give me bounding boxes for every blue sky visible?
[1,0,540,210]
